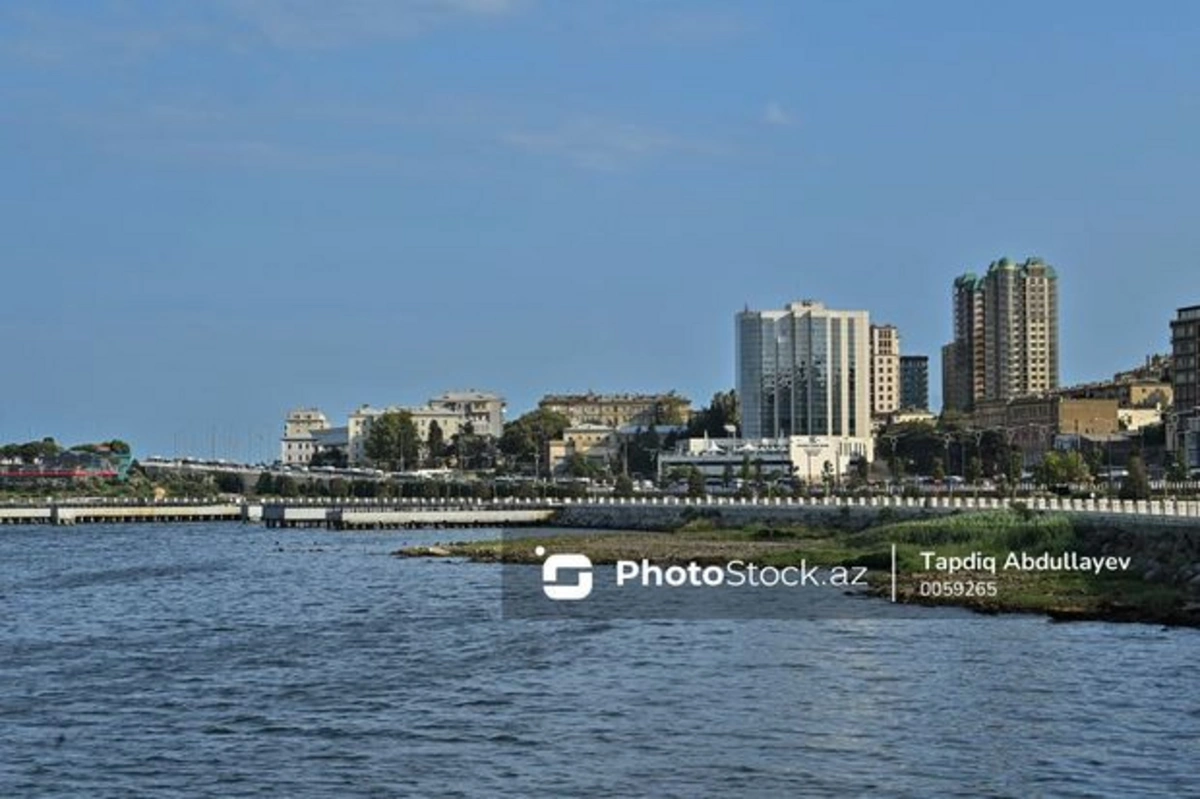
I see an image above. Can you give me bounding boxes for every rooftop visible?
[433,390,505,403]
[541,391,689,404]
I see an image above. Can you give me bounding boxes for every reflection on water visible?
[1,524,1197,797]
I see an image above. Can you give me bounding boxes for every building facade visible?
[943,273,985,412]
[737,300,872,442]
[425,391,506,439]
[971,396,1118,464]
[658,435,870,484]
[538,392,690,428]
[869,324,901,417]
[899,355,929,410]
[658,438,794,482]
[547,425,621,474]
[281,409,330,466]
[335,391,504,467]
[943,258,1059,411]
[1171,305,1200,467]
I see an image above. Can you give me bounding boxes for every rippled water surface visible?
[2,524,1198,797]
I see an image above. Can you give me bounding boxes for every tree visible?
[276,475,298,498]
[1004,452,1023,488]
[614,474,634,497]
[722,463,734,488]
[966,456,983,486]
[931,459,945,483]
[254,471,275,495]
[310,449,348,468]
[451,423,493,471]
[626,426,660,477]
[1035,450,1090,487]
[499,409,570,476]
[1120,455,1151,500]
[850,455,869,484]
[1167,448,1189,483]
[214,472,242,494]
[426,421,444,467]
[1085,447,1105,481]
[686,466,706,498]
[655,393,689,426]
[564,453,598,479]
[686,390,740,438]
[365,411,419,472]
[878,421,942,476]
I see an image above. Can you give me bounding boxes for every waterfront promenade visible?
[2,493,1200,528]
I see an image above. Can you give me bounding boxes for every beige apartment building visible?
[943,258,1059,411]
[281,409,330,465]
[538,392,690,429]
[971,396,1118,463]
[870,324,901,417]
[547,424,622,474]
[276,391,505,467]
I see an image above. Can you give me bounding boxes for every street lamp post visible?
[941,433,954,496]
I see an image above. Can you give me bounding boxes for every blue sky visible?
[2,0,1198,461]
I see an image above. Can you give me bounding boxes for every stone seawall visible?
[554,502,948,531]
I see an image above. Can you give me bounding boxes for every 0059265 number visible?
[917,580,997,598]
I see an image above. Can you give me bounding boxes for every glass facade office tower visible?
[737,300,871,440]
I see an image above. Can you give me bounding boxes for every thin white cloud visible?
[504,118,715,171]
[763,101,795,127]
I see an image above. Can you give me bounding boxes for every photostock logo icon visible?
[537,546,593,601]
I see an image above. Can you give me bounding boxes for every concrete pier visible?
[0,501,249,526]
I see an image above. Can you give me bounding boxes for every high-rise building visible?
[900,355,930,410]
[942,257,1059,411]
[944,273,985,412]
[869,325,901,417]
[736,300,871,441]
[1170,305,1200,468]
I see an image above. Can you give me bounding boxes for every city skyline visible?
[3,0,1198,458]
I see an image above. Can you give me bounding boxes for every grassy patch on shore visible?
[395,510,1200,627]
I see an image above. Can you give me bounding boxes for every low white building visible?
[658,438,793,482]
[657,435,874,483]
